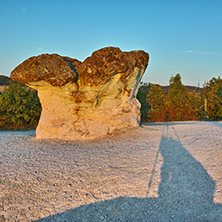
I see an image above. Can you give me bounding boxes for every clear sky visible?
[0,0,222,86]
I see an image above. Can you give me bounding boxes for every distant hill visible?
[0,75,35,93]
[139,82,205,98]
[0,75,19,93]
[161,85,205,94]
[0,75,16,85]
[140,82,205,94]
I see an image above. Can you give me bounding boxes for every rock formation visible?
[11,47,149,140]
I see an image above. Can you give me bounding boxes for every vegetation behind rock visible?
[0,74,221,130]
[0,82,41,129]
[137,74,221,122]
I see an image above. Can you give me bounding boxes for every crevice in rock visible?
[62,58,79,82]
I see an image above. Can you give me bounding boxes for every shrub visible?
[0,82,41,129]
[137,82,152,122]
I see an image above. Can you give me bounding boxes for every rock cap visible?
[11,47,149,87]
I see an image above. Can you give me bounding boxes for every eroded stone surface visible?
[11,54,80,86]
[11,47,149,140]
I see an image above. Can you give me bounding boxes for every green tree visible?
[146,74,203,122]
[184,90,205,120]
[216,87,222,98]
[167,74,202,121]
[168,73,186,105]
[147,84,166,108]
[146,84,167,122]
[204,77,222,120]
[0,82,41,128]
[136,82,152,122]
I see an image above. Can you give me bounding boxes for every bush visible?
[136,82,152,122]
[0,82,41,129]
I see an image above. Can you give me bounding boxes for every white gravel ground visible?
[0,121,222,221]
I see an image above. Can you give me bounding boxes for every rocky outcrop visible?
[11,47,149,140]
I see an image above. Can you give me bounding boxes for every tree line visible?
[137,74,222,122]
[0,74,221,130]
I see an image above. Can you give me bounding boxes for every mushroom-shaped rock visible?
[11,47,149,140]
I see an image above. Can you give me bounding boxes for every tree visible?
[136,82,152,122]
[168,73,186,105]
[0,82,41,128]
[146,74,204,122]
[147,84,166,108]
[167,74,203,121]
[146,84,167,122]
[204,77,222,120]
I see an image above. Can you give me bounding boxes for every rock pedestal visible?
[11,47,149,140]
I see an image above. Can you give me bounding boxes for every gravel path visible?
[0,121,222,221]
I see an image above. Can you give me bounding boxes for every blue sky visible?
[0,0,221,86]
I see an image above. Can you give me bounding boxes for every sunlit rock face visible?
[11,47,149,140]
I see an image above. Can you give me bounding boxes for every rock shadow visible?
[36,125,222,222]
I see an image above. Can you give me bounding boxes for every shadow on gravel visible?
[143,121,198,126]
[37,125,222,222]
[210,121,222,128]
